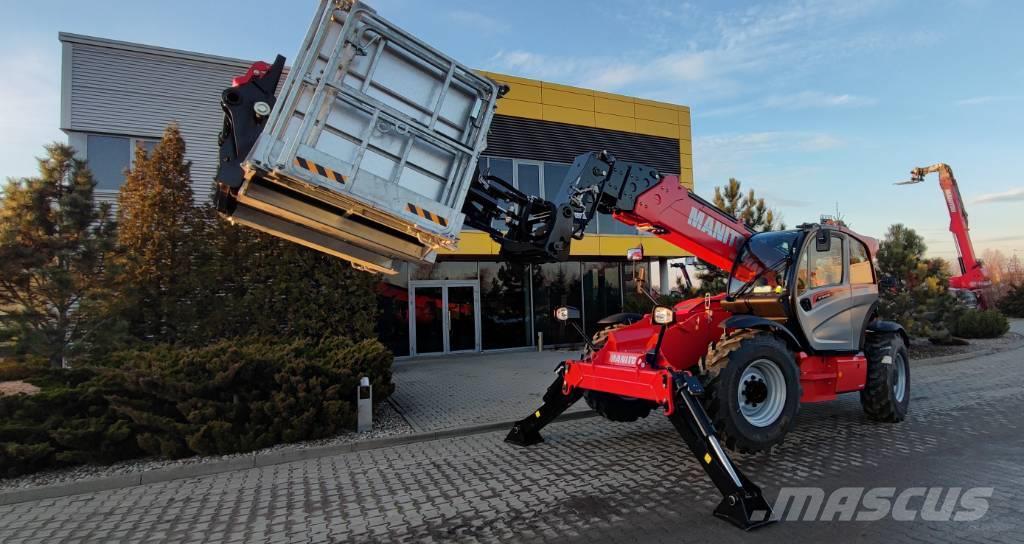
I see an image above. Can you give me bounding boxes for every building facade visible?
[59,33,693,357]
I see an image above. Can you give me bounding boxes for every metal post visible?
[357,377,372,432]
[537,331,544,352]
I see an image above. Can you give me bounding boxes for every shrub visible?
[0,337,393,477]
[949,310,1010,339]
[0,358,46,382]
[998,283,1024,318]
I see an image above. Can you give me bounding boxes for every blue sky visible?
[2,0,1022,262]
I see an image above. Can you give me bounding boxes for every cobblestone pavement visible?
[2,346,1023,543]
[391,350,588,432]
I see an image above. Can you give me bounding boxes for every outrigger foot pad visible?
[504,364,582,448]
[505,421,544,447]
[714,490,775,531]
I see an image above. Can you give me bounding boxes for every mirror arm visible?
[570,321,597,353]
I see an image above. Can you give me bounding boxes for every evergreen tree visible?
[0,144,118,367]
[876,224,961,341]
[696,178,785,293]
[116,124,202,344]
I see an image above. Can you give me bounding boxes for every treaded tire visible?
[860,333,910,422]
[703,331,801,453]
[582,323,653,423]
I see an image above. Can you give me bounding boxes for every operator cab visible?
[722,224,879,353]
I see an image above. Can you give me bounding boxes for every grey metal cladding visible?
[61,34,257,199]
[485,115,681,174]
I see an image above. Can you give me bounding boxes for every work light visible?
[652,306,675,325]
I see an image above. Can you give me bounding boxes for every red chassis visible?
[561,295,868,413]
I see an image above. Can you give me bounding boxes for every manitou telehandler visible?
[214,0,911,530]
[897,163,993,308]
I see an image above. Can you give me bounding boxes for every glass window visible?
[582,262,623,335]
[410,261,478,281]
[532,262,582,346]
[87,134,130,190]
[517,162,540,197]
[543,162,570,201]
[727,231,798,297]
[484,157,513,185]
[798,234,845,293]
[374,263,410,357]
[133,138,158,159]
[479,261,531,349]
[597,212,637,235]
[849,239,874,285]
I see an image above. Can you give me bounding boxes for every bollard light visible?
[357,376,372,433]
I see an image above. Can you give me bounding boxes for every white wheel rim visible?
[738,358,787,428]
[893,352,907,403]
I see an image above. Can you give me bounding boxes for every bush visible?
[0,337,393,477]
[949,310,1010,339]
[998,283,1024,318]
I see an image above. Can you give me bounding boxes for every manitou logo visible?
[688,206,744,247]
[607,352,642,367]
[943,188,958,214]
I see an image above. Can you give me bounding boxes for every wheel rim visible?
[893,352,907,403]
[738,358,787,428]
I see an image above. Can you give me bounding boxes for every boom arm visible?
[465,151,754,275]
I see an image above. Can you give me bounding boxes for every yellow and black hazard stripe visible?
[295,157,346,184]
[406,203,448,227]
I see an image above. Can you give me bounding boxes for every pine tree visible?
[876,224,961,341]
[697,178,785,293]
[116,124,202,343]
[0,143,118,367]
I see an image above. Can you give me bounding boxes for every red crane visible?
[897,163,993,307]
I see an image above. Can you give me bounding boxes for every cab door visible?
[794,231,858,351]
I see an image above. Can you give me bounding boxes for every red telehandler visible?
[897,163,993,308]
[213,0,911,530]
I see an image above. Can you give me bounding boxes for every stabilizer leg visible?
[666,375,775,530]
[505,365,582,447]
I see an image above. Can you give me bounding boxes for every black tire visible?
[861,333,910,422]
[703,331,801,452]
[582,322,654,422]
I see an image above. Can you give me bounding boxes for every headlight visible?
[652,305,675,325]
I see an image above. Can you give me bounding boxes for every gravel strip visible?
[909,332,1023,360]
[0,400,412,491]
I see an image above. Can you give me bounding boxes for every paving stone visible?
[2,346,1024,542]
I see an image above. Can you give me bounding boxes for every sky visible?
[2,0,1023,263]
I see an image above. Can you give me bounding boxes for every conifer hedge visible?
[0,337,392,477]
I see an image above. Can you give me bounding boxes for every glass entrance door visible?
[409,281,481,355]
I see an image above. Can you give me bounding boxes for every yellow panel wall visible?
[473,70,694,258]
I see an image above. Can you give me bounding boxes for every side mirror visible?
[652,305,675,325]
[815,230,831,252]
[554,306,581,321]
[626,245,644,261]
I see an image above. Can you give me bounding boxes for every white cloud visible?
[972,187,1024,204]
[0,46,64,180]
[955,95,1021,106]
[483,0,889,105]
[447,10,507,33]
[696,131,844,155]
[701,91,877,117]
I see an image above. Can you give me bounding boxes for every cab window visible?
[797,234,844,293]
[849,239,874,285]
